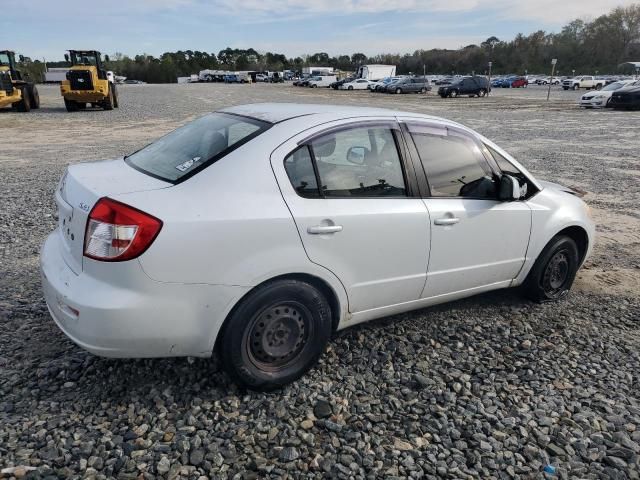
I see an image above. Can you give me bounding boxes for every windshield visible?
[126,113,270,183]
[0,53,9,66]
[602,82,624,91]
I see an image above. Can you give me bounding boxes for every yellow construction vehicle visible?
[60,50,119,111]
[0,50,40,112]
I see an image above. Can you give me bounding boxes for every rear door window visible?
[125,112,270,183]
[302,126,407,197]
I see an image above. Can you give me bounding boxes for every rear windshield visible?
[125,112,270,183]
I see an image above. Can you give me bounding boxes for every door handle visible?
[308,225,343,234]
[434,217,460,226]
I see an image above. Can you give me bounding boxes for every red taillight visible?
[83,197,162,262]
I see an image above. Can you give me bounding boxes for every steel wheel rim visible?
[245,301,312,371]
[542,250,570,295]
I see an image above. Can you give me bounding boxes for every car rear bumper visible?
[40,232,249,358]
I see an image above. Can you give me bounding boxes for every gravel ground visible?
[0,84,639,479]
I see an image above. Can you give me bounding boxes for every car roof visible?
[220,102,449,124]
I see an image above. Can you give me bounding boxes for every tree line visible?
[26,4,640,83]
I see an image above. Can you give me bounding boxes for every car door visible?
[270,120,430,313]
[401,120,532,298]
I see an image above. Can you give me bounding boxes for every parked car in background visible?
[438,76,490,98]
[369,76,399,91]
[434,76,454,85]
[292,77,309,86]
[383,77,430,94]
[506,76,528,88]
[255,74,268,82]
[609,82,640,110]
[330,77,355,89]
[308,75,337,88]
[579,80,637,108]
[41,103,595,390]
[537,76,562,85]
[224,74,241,83]
[339,79,372,90]
[562,76,605,91]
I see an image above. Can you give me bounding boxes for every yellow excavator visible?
[0,50,40,112]
[60,50,118,111]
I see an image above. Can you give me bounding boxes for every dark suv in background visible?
[384,77,430,94]
[438,76,490,98]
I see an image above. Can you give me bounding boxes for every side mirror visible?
[498,174,520,201]
[19,55,25,62]
[64,53,70,63]
[346,146,366,165]
[104,54,110,62]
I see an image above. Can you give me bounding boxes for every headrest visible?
[313,136,336,158]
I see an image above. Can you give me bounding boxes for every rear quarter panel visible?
[113,123,349,319]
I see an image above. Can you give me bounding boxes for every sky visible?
[3,0,638,61]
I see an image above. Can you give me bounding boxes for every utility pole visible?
[487,61,492,97]
[423,64,426,93]
[547,58,557,101]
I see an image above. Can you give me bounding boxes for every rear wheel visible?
[420,87,427,94]
[14,86,31,112]
[572,84,579,91]
[478,89,487,97]
[28,84,40,109]
[348,85,353,90]
[523,235,579,303]
[219,280,332,390]
[102,86,114,110]
[64,98,78,112]
[450,90,458,98]
[112,83,119,108]
[396,88,402,94]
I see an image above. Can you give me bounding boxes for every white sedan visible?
[41,103,595,390]
[579,80,638,108]
[339,79,372,90]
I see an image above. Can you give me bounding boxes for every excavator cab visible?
[61,50,118,111]
[0,50,40,112]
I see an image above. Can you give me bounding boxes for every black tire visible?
[523,235,579,303]
[28,84,40,109]
[219,280,332,390]
[572,84,579,91]
[102,86,114,110]
[112,83,119,108]
[478,89,487,97]
[395,88,402,94]
[348,85,353,90]
[64,98,78,112]
[450,90,458,98]
[15,86,31,112]
[77,102,87,109]
[420,87,427,94]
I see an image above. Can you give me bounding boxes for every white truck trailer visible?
[357,65,397,81]
[302,66,334,76]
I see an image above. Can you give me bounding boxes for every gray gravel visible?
[1,83,639,479]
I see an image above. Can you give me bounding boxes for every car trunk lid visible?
[56,158,170,274]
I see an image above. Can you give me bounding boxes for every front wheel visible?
[450,90,458,98]
[478,89,487,97]
[573,84,579,91]
[396,88,402,94]
[218,280,332,390]
[420,87,427,94]
[348,86,353,90]
[523,235,579,303]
